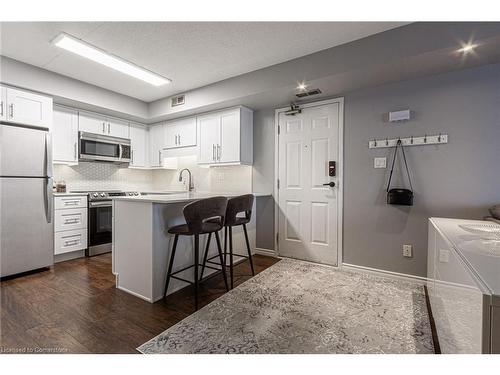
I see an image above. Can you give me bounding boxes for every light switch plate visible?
[374,157,387,169]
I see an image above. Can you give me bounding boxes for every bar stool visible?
[200,194,255,289]
[163,196,229,310]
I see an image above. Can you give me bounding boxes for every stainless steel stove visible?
[70,190,140,256]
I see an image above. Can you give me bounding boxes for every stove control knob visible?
[100,193,105,197]
[134,192,139,196]
[93,193,98,197]
[129,192,133,196]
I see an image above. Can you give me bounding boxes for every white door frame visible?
[273,97,344,267]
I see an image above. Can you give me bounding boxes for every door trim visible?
[274,97,344,267]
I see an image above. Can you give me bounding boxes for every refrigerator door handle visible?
[46,177,53,223]
[45,132,53,178]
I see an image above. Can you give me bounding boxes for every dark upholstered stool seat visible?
[168,221,223,235]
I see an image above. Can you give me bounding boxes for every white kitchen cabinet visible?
[0,86,6,122]
[54,194,88,258]
[79,111,129,138]
[106,117,129,138]
[197,107,253,165]
[129,123,148,168]
[79,111,107,134]
[1,85,53,129]
[198,113,221,163]
[165,117,197,149]
[53,106,79,164]
[148,123,165,167]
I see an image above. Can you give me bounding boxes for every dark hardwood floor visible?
[0,253,280,354]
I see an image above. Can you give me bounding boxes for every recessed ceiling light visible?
[52,33,171,86]
[457,43,478,54]
[297,82,307,91]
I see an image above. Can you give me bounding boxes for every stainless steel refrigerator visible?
[0,123,53,277]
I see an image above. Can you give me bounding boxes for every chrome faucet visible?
[179,168,194,191]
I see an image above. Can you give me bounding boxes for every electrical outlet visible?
[403,244,413,258]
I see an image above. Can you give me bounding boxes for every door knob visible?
[323,182,335,188]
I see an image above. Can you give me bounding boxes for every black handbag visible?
[386,139,414,206]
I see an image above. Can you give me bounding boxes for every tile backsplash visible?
[53,163,153,191]
[54,159,253,193]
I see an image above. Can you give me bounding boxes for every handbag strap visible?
[386,139,413,192]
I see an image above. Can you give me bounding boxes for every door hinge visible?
[278,125,280,135]
[277,179,280,189]
[276,233,279,244]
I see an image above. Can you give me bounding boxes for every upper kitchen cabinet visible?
[197,107,253,165]
[78,111,129,138]
[1,85,53,129]
[53,106,79,165]
[165,117,197,149]
[106,117,129,138]
[148,123,165,167]
[0,86,6,122]
[129,123,148,168]
[78,111,106,134]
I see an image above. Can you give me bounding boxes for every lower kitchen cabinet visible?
[54,195,88,258]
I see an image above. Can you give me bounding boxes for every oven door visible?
[79,132,131,163]
[87,201,112,256]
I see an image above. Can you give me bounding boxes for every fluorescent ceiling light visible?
[52,33,171,86]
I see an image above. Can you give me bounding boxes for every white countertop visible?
[112,191,271,204]
[53,192,88,196]
[431,217,500,296]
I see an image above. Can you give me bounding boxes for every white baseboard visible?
[254,247,277,257]
[342,263,428,285]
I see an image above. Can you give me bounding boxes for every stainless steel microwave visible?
[79,132,131,164]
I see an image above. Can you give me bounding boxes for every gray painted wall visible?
[253,63,500,276]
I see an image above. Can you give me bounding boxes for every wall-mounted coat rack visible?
[368,134,448,149]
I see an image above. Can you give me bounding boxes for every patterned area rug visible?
[138,258,434,354]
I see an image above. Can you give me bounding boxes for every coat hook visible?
[438,133,441,142]
[424,134,427,143]
[385,138,389,146]
[410,135,414,144]
[373,139,377,147]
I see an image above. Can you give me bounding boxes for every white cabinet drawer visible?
[55,208,87,232]
[54,195,87,210]
[55,229,88,255]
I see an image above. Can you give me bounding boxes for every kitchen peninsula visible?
[112,192,266,302]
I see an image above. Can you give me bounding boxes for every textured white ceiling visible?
[0,22,406,101]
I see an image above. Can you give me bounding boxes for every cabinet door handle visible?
[178,134,181,145]
[0,101,3,117]
[175,135,178,145]
[9,103,14,118]
[74,142,77,160]
[102,122,106,133]
[158,150,161,165]
[131,149,134,164]
[212,144,216,161]
[217,144,221,161]
[108,123,111,134]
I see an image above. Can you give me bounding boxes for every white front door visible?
[278,100,342,265]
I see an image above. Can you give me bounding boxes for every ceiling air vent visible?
[171,94,185,107]
[295,88,322,98]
